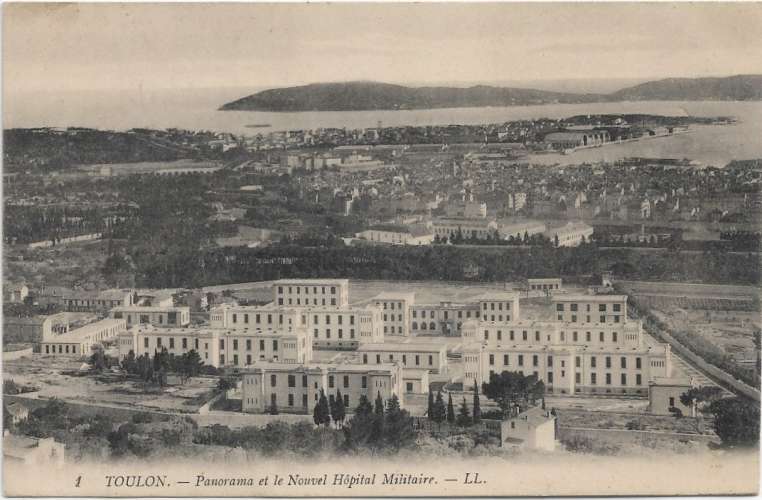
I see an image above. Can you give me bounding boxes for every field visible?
[651,308,759,364]
[3,354,218,413]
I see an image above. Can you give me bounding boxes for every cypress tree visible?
[446,393,455,423]
[427,390,434,418]
[472,379,481,423]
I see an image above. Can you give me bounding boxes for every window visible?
[246,339,251,351]
[376,354,381,363]
[570,303,578,312]
[233,339,238,350]
[547,372,554,384]
[484,330,489,340]
[532,355,538,367]
[575,356,581,368]
[415,355,420,366]
[591,373,597,385]
[518,355,524,366]
[575,373,581,384]
[169,338,175,349]
[503,354,509,365]
[605,356,611,368]
[363,354,368,364]
[556,304,564,311]
[428,355,433,366]
[612,332,618,343]
[288,375,295,388]
[343,375,349,388]
[621,357,627,369]
[273,340,278,351]
[259,340,265,351]
[605,373,611,385]
[219,339,224,349]
[144,338,149,348]
[591,356,597,368]
[361,376,367,389]
[636,357,642,369]
[669,397,675,407]
[621,374,627,385]
[182,338,187,349]
[636,374,642,385]
[271,374,277,387]
[599,304,607,312]
[522,331,528,341]
[489,354,495,365]
[329,375,334,388]
[613,303,621,312]
[547,355,553,365]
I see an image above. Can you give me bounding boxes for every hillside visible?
[220,75,762,112]
[609,75,762,101]
[219,81,602,112]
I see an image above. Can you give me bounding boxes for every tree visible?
[383,394,415,451]
[472,379,481,423]
[121,350,137,374]
[427,390,434,418]
[481,371,545,418]
[431,391,446,430]
[679,386,723,412]
[554,234,560,248]
[456,397,472,427]
[90,349,107,372]
[332,389,346,428]
[446,393,455,424]
[709,397,760,447]
[179,350,203,384]
[313,389,331,427]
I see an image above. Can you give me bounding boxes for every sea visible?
[5,87,762,167]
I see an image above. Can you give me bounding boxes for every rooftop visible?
[553,294,628,302]
[357,342,446,353]
[45,318,125,342]
[274,279,349,286]
[242,360,400,374]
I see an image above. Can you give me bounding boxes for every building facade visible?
[357,343,448,374]
[241,362,404,414]
[40,318,126,356]
[110,306,191,328]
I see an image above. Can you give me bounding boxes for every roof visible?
[274,279,349,286]
[401,369,430,380]
[473,292,520,302]
[111,306,188,313]
[650,376,695,387]
[552,294,628,303]
[508,406,556,427]
[43,318,125,343]
[357,343,446,353]
[372,291,416,302]
[432,218,496,228]
[528,278,562,283]
[242,361,400,374]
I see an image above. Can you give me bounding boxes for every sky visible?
[4,2,762,94]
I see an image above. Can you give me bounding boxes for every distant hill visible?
[220,75,762,112]
[609,75,762,101]
[219,81,602,112]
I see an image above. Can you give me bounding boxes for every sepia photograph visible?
[1,2,761,496]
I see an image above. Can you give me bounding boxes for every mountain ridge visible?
[220,75,762,112]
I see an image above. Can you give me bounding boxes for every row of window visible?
[412,309,480,319]
[556,303,622,312]
[486,353,642,369]
[481,302,513,311]
[558,314,621,324]
[363,353,435,366]
[277,286,338,295]
[315,328,356,339]
[279,297,336,306]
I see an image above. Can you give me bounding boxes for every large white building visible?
[431,218,499,240]
[355,226,434,246]
[357,342,448,374]
[461,292,672,395]
[552,294,627,325]
[117,322,312,368]
[110,306,191,328]
[39,318,126,357]
[545,221,594,247]
[241,361,404,414]
[273,279,349,308]
[370,292,416,337]
[210,303,383,350]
